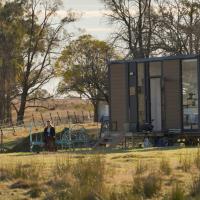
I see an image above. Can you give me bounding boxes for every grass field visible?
[2,122,100,152]
[1,147,200,199]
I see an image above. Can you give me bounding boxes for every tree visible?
[154,0,200,55]
[102,0,157,58]
[0,0,25,122]
[8,0,77,123]
[56,35,119,121]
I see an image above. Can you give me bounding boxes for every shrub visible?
[160,158,172,175]
[143,172,162,198]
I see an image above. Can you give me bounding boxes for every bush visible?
[143,172,162,198]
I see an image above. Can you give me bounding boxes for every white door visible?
[150,78,162,131]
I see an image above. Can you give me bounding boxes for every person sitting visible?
[43,120,56,151]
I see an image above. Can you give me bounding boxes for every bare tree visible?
[154,0,200,55]
[102,0,156,58]
[10,0,77,123]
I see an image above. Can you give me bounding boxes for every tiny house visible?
[109,55,200,134]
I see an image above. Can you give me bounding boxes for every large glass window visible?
[182,59,198,130]
[137,63,145,126]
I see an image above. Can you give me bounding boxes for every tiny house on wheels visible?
[109,55,200,145]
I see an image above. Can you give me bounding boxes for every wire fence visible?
[0,110,95,152]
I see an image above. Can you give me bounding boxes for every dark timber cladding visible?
[109,63,129,131]
[109,54,200,133]
[163,60,182,129]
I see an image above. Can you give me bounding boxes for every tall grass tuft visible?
[132,172,162,198]
[160,157,172,175]
[13,161,43,181]
[0,164,11,181]
[179,154,191,172]
[53,157,71,178]
[47,155,107,200]
[0,161,42,181]
[168,183,185,200]
[190,175,200,198]
[135,160,148,175]
[194,148,200,170]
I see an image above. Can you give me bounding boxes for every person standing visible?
[43,120,56,151]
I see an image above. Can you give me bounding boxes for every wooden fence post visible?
[57,112,61,123]
[67,111,70,122]
[74,112,78,123]
[82,111,85,123]
[40,113,45,127]
[32,114,37,130]
[0,127,3,153]
[11,120,16,136]
[49,113,53,124]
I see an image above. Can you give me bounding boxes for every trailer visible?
[108,54,200,146]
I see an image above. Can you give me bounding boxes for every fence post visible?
[32,114,37,129]
[0,127,3,153]
[57,112,61,123]
[49,113,53,124]
[74,112,78,123]
[89,111,92,121]
[67,111,70,122]
[82,111,85,123]
[10,119,16,136]
[40,113,45,127]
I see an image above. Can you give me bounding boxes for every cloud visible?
[82,10,110,18]
[56,9,110,19]
[86,27,112,33]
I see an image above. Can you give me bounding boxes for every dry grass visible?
[1,148,200,199]
[160,157,172,175]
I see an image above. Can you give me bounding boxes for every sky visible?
[63,0,111,40]
[43,0,112,94]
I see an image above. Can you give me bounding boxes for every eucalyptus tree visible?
[0,0,25,122]
[56,35,119,121]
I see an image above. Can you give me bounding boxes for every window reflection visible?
[182,59,198,129]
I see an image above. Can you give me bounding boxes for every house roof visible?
[109,54,199,64]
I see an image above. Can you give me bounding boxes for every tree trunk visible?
[17,90,28,124]
[92,101,99,122]
[0,59,12,123]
